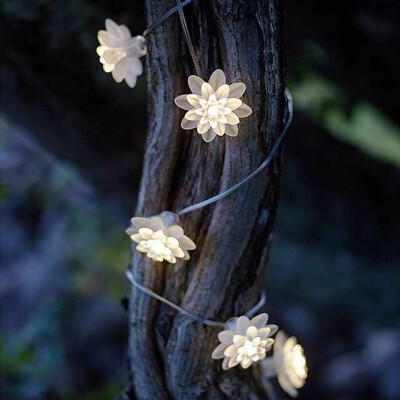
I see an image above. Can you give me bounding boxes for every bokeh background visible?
[1,1,400,399]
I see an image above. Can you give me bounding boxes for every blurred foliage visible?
[291,71,400,166]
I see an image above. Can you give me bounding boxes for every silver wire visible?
[175,0,202,76]
[143,0,194,38]
[176,88,293,216]
[126,269,266,327]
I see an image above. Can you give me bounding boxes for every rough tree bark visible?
[127,0,285,398]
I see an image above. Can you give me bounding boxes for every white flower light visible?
[126,211,196,263]
[175,69,252,142]
[211,313,278,370]
[96,19,146,88]
[261,331,308,398]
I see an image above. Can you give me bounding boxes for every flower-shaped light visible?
[175,69,252,142]
[211,313,278,370]
[126,211,196,263]
[261,331,308,398]
[96,19,146,88]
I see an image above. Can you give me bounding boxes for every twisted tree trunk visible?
[126,0,285,398]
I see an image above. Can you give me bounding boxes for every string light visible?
[211,314,278,370]
[126,212,196,263]
[261,332,308,398]
[96,1,307,393]
[175,69,252,142]
[96,19,146,87]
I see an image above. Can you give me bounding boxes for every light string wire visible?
[263,380,278,400]
[142,0,193,38]
[176,88,293,216]
[175,0,202,76]
[126,269,266,328]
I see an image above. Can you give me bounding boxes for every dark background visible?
[1,1,400,399]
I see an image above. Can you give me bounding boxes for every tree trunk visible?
[126,0,285,398]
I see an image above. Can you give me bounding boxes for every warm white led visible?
[126,211,196,263]
[211,313,278,370]
[96,19,146,88]
[261,332,308,398]
[175,69,253,142]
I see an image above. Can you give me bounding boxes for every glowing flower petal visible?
[212,313,278,370]
[126,211,196,263]
[209,69,226,90]
[175,69,252,142]
[96,18,146,88]
[260,332,308,398]
[228,82,246,98]
[174,95,192,111]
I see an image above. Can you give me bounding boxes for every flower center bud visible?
[208,105,219,118]
[241,340,258,357]
[148,239,165,255]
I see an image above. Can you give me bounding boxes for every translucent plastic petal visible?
[228,82,246,98]
[224,344,236,357]
[96,45,106,56]
[105,19,123,39]
[175,95,192,111]
[112,58,128,83]
[125,227,136,235]
[246,326,258,340]
[165,237,180,249]
[128,57,143,76]
[130,233,142,243]
[182,249,190,260]
[103,49,121,64]
[179,235,196,250]
[197,123,210,134]
[234,103,252,118]
[250,313,269,329]
[125,71,138,88]
[188,75,205,95]
[257,327,272,338]
[211,343,227,359]
[214,122,226,136]
[181,118,198,130]
[278,374,298,398]
[233,334,245,347]
[236,316,250,335]
[225,112,240,125]
[185,110,201,121]
[201,82,214,99]
[215,84,230,100]
[202,130,216,142]
[208,69,226,91]
[138,228,153,239]
[241,358,252,369]
[131,217,150,229]
[148,216,164,231]
[119,24,132,40]
[225,124,238,137]
[171,246,184,258]
[103,63,114,73]
[228,357,240,368]
[225,98,242,111]
[98,30,121,47]
[166,225,184,238]
[186,94,201,108]
[218,330,235,344]
[267,324,279,336]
